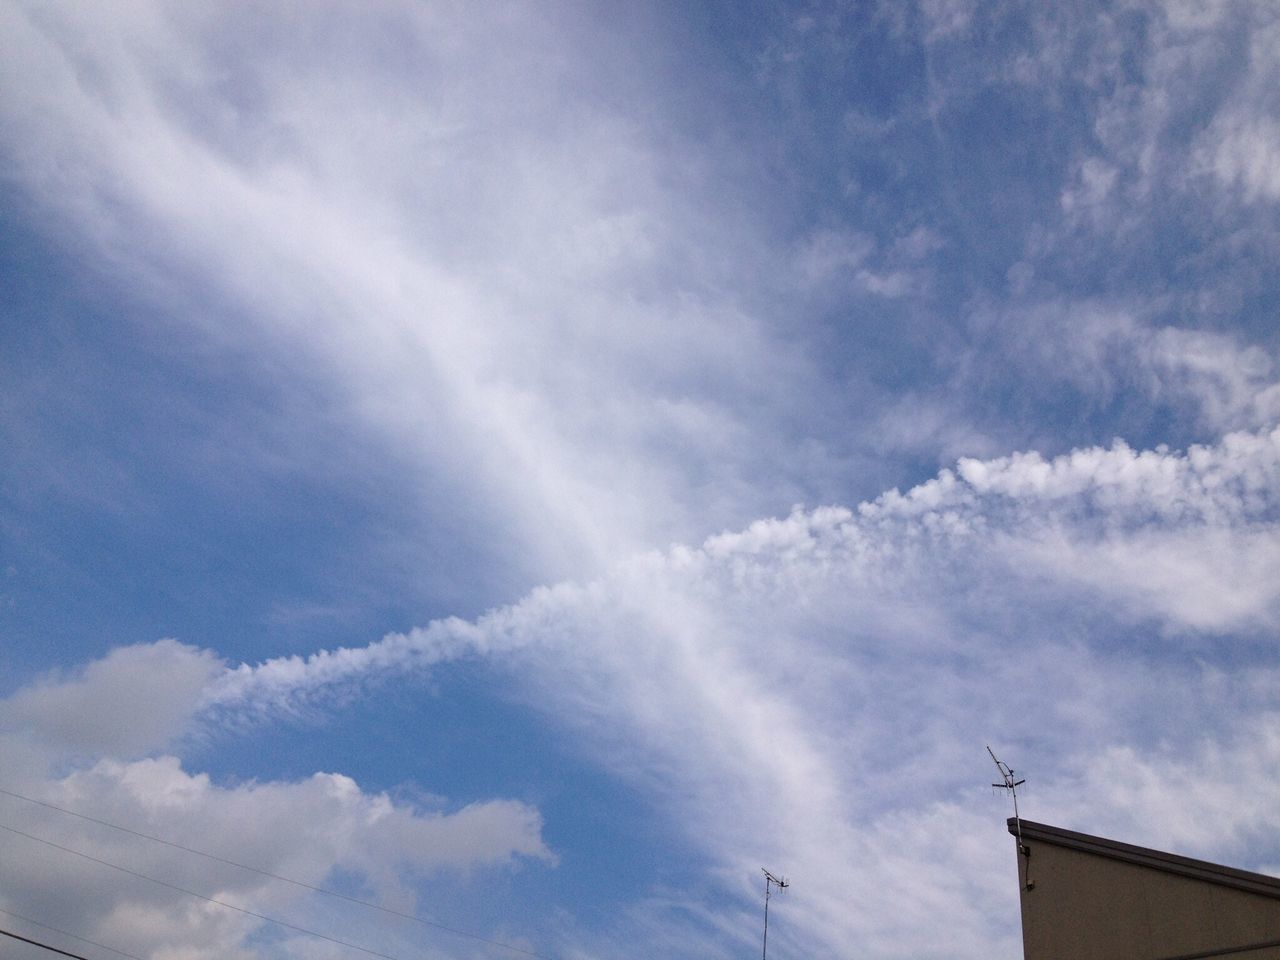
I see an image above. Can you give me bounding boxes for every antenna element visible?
[761,868,789,960]
[987,745,1034,890]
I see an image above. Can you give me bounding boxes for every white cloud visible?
[198,422,1280,958]
[3,4,1280,959]
[1036,714,1280,859]
[1199,113,1280,200]
[919,0,977,43]
[1060,156,1119,222]
[793,229,875,287]
[976,0,1280,282]
[0,640,222,760]
[0,759,552,960]
[1190,14,1280,199]
[943,429,1278,524]
[0,0,832,585]
[0,642,552,960]
[872,395,1003,465]
[792,225,936,301]
[0,426,1274,959]
[958,297,1280,436]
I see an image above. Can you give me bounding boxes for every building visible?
[1008,818,1280,960]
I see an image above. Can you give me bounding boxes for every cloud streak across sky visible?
[2,2,1280,959]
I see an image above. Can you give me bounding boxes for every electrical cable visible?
[0,785,554,960]
[0,820,409,960]
[0,925,94,960]
[0,908,142,960]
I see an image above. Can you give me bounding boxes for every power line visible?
[0,819,412,960]
[0,909,142,960]
[0,785,554,960]
[0,925,95,960]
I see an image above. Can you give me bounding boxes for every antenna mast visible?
[761,868,789,960]
[987,745,1034,890]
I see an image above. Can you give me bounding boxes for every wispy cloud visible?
[4,2,1280,959]
[196,421,1280,957]
[0,0,839,586]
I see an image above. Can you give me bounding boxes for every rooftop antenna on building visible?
[761,868,789,960]
[988,745,1034,890]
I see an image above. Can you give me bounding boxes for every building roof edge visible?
[1007,818,1280,901]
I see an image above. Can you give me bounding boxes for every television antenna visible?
[761,868,789,960]
[987,745,1034,890]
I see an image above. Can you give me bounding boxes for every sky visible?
[1,2,1279,958]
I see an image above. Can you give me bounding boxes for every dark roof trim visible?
[1157,938,1280,960]
[1008,818,1280,901]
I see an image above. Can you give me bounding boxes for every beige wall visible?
[1017,838,1280,960]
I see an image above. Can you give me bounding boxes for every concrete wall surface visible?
[1016,835,1280,960]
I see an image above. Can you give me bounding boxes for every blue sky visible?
[2,2,1280,958]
